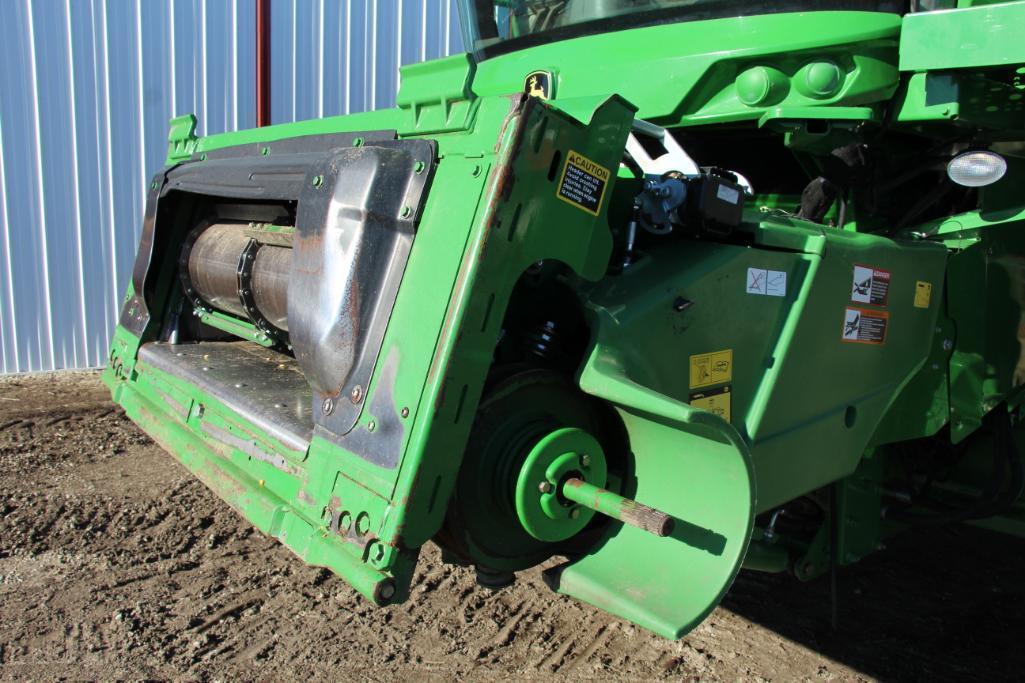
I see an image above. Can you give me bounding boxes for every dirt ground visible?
[0,371,1022,681]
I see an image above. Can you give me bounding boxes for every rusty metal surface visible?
[186,222,292,332]
[138,340,312,452]
[289,139,437,445]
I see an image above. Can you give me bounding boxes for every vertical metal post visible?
[256,0,271,127]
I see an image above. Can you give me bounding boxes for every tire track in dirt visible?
[1,372,1024,681]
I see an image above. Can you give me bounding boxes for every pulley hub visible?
[514,427,608,542]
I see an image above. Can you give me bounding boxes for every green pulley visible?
[515,427,608,542]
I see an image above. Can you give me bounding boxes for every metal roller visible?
[185,222,292,333]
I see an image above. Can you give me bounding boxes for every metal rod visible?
[562,478,675,537]
[631,118,666,141]
[256,0,271,127]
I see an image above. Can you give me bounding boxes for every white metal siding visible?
[0,0,463,373]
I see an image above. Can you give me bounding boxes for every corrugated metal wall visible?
[0,0,464,373]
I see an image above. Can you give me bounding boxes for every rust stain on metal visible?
[425,97,529,400]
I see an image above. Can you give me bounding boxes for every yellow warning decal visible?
[555,150,610,216]
[914,281,932,309]
[689,349,733,389]
[690,386,731,422]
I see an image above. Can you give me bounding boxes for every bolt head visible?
[942,339,954,351]
[580,454,591,467]
[350,385,364,404]
[570,508,581,519]
[322,397,335,415]
[538,481,553,494]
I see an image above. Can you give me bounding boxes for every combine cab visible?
[105,1,1025,638]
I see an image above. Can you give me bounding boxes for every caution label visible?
[690,386,731,422]
[842,307,888,344]
[851,264,891,306]
[914,281,932,309]
[555,150,610,216]
[689,349,733,389]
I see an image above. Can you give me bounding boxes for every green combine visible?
[104,1,1025,638]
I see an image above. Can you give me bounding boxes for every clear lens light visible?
[947,151,1008,188]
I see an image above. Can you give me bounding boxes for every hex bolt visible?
[350,385,364,404]
[538,481,553,494]
[400,407,410,418]
[570,507,581,519]
[322,397,335,415]
[580,453,591,467]
[942,339,954,351]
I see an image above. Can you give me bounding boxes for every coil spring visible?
[524,319,564,363]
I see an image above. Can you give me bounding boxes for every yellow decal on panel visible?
[689,349,733,389]
[914,281,932,309]
[555,150,610,216]
[690,386,731,422]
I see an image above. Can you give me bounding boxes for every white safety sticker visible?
[746,267,787,297]
[842,306,888,344]
[851,264,891,306]
[716,184,740,204]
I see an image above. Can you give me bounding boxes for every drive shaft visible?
[561,478,675,537]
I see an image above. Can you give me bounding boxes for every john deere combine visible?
[104,1,1025,638]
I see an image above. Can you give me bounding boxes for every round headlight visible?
[946,150,1008,188]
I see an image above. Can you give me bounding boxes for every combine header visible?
[105,1,1025,638]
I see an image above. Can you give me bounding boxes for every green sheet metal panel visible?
[899,2,1025,72]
